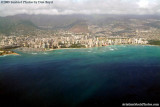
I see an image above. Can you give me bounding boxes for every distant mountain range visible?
[1,14,160,36]
[0,17,38,36]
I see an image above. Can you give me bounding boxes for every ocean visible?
[0,45,160,107]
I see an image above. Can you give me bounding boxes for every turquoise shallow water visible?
[0,45,160,107]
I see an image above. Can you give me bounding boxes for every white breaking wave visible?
[122,45,126,47]
[31,53,38,55]
[42,53,48,54]
[110,48,114,51]
[0,55,6,57]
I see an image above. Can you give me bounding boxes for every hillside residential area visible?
[0,15,160,53]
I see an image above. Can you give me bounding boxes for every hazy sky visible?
[0,0,160,16]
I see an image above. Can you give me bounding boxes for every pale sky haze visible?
[0,0,160,16]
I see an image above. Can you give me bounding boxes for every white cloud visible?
[137,0,149,8]
[0,0,160,16]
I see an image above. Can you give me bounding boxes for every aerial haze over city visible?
[1,0,160,53]
[1,0,160,16]
[0,0,160,107]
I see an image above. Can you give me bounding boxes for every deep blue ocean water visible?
[0,45,160,107]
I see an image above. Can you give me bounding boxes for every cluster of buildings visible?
[2,18,160,51]
[89,19,160,41]
[0,32,148,50]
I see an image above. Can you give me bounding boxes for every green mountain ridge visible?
[1,14,160,37]
[0,17,38,36]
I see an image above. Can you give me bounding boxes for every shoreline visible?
[1,44,159,56]
[17,44,160,52]
[51,44,160,51]
[0,49,20,56]
[0,52,20,56]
